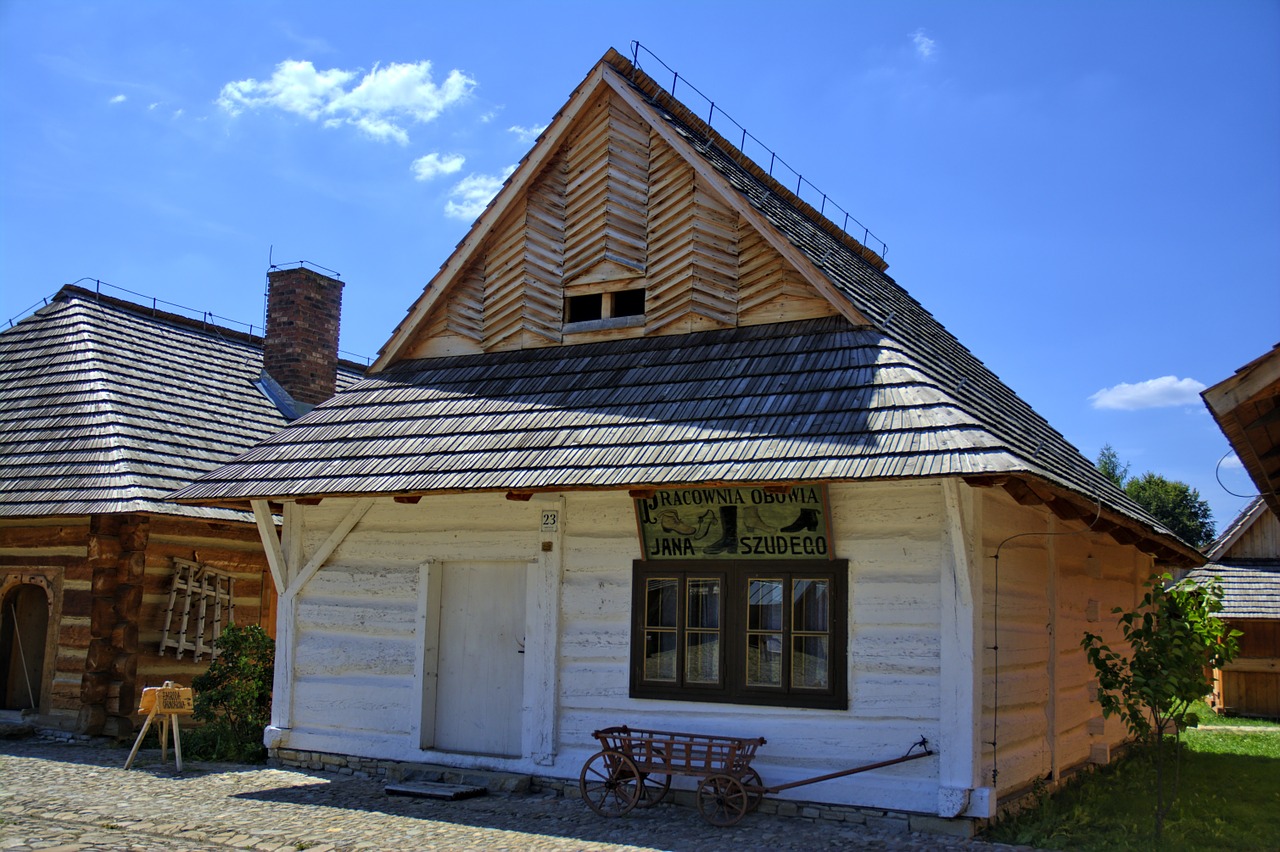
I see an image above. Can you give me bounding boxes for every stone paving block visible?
[0,739,1011,852]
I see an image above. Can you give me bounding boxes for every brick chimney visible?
[263,265,344,408]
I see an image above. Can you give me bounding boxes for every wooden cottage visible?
[0,267,362,736]
[172,51,1203,830]
[1198,343,1280,718]
[1185,498,1280,718]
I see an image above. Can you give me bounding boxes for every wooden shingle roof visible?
[0,285,362,521]
[1202,344,1280,519]
[1184,561,1280,620]
[1187,497,1280,619]
[170,50,1199,563]
[172,317,1024,496]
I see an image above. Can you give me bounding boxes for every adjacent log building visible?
[172,50,1204,830]
[0,267,361,736]
[1198,344,1280,719]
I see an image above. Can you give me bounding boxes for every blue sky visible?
[2,1,1276,536]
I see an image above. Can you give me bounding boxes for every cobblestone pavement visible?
[1,739,1031,852]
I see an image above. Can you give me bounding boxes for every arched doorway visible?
[0,584,49,711]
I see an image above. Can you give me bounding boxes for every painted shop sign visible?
[635,485,831,560]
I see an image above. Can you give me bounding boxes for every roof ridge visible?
[51,283,265,347]
[26,285,367,376]
[602,48,889,274]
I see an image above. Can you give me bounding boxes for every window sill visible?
[629,686,848,711]
[563,315,645,335]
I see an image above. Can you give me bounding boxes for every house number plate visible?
[540,511,559,532]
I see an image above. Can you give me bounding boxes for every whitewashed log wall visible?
[978,488,1151,799]
[271,479,984,816]
[269,479,1158,815]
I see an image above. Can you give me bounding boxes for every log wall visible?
[0,516,88,727]
[1219,618,1280,717]
[279,480,959,815]
[0,513,271,735]
[978,488,1152,799]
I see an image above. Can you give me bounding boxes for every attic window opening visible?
[564,288,646,331]
[566,293,604,323]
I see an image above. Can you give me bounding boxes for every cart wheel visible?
[739,767,765,812]
[579,750,641,817]
[634,771,672,808]
[696,773,750,826]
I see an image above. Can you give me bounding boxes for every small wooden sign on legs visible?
[124,681,194,772]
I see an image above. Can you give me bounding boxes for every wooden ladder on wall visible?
[158,558,235,661]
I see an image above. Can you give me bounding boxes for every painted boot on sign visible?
[695,509,717,539]
[781,508,820,532]
[742,506,774,532]
[658,510,696,535]
[704,507,739,555]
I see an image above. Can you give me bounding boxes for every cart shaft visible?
[761,745,933,795]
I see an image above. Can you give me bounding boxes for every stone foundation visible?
[268,747,975,838]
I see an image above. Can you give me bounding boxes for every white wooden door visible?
[433,561,527,757]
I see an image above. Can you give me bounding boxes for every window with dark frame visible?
[630,559,848,709]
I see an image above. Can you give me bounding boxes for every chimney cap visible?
[267,259,343,280]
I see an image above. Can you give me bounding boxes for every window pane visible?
[748,579,782,631]
[566,293,603,323]
[646,578,678,628]
[746,634,783,686]
[644,631,677,681]
[687,578,720,629]
[685,632,720,684]
[793,579,829,632]
[612,288,646,317]
[792,636,829,689]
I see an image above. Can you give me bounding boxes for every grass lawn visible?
[982,707,1280,851]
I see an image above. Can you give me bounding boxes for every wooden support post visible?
[939,480,987,817]
[272,498,374,732]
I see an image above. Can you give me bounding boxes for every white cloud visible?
[508,123,547,143]
[1220,453,1244,469]
[217,59,475,145]
[411,152,466,181]
[912,29,936,61]
[1089,376,1208,410]
[148,102,160,111]
[109,94,126,104]
[218,60,353,118]
[444,165,517,220]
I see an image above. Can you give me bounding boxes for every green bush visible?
[1080,573,1240,839]
[189,624,275,762]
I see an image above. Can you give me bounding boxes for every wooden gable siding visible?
[644,133,738,334]
[738,216,838,325]
[563,92,648,281]
[1225,508,1280,560]
[396,92,829,359]
[419,264,485,354]
[481,171,566,351]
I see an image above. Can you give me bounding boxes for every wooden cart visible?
[579,725,932,826]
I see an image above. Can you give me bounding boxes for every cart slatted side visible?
[591,726,766,777]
